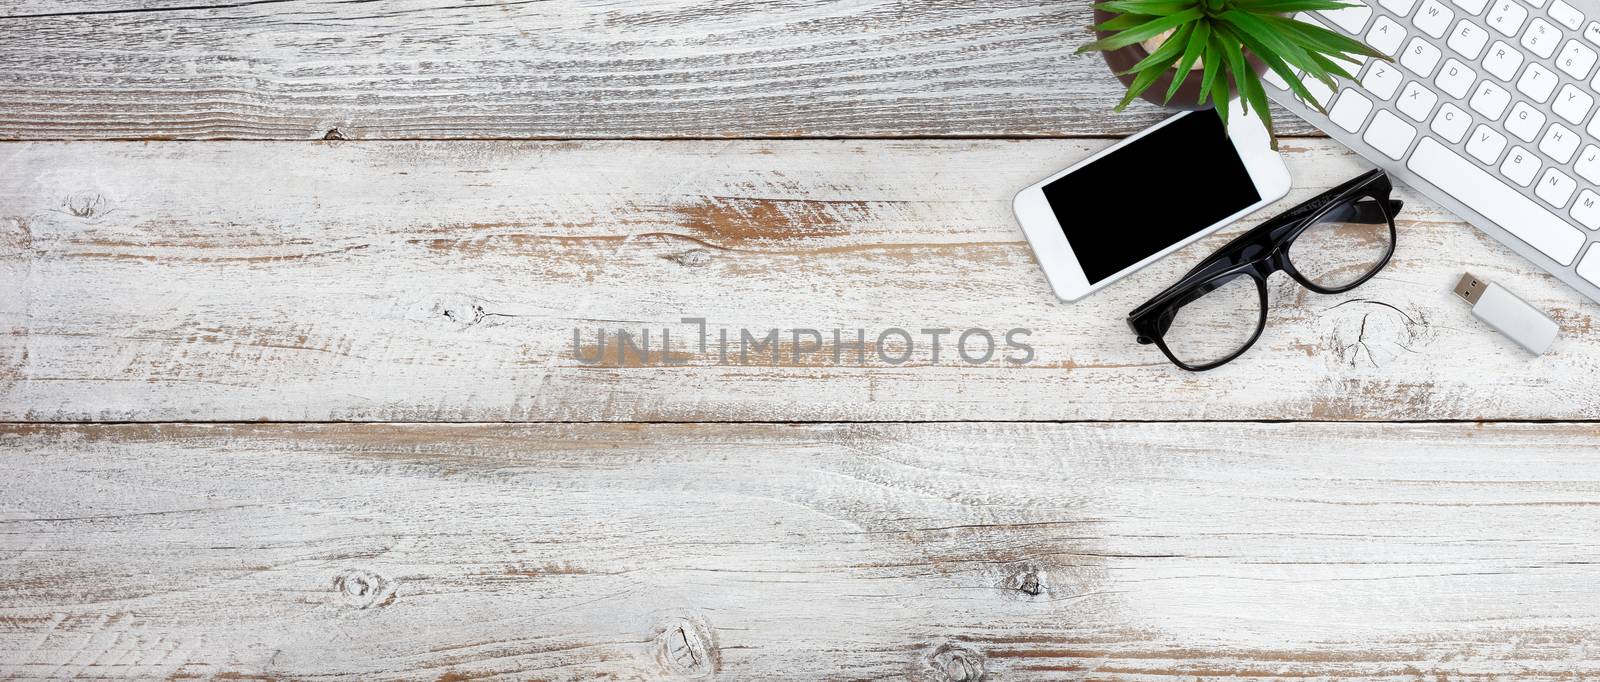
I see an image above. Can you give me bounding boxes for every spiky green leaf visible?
[1198,32,1224,106]
[1123,22,1194,73]
[1114,49,1185,110]
[1076,7,1206,53]
[1164,19,1211,103]
[1094,0,1200,15]
[1095,12,1158,31]
[1268,15,1388,61]
[1217,9,1326,76]
[1240,61,1277,146]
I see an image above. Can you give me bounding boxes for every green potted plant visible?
[1078,0,1384,145]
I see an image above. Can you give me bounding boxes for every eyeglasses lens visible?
[1286,196,1394,290]
[1160,273,1262,368]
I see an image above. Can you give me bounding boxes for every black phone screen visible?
[1042,109,1261,284]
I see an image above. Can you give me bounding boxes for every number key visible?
[1522,18,1560,59]
[1487,0,1528,36]
[1557,40,1599,80]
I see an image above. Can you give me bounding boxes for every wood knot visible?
[322,127,350,141]
[666,248,713,267]
[61,192,110,220]
[652,616,717,678]
[418,293,513,330]
[332,569,395,609]
[920,643,985,682]
[1319,298,1435,369]
[1002,563,1048,598]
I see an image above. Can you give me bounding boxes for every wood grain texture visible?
[3,421,1600,679]
[5,139,1599,422]
[0,0,1318,140]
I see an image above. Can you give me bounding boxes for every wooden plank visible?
[0,0,1319,140]
[4,139,1600,423]
[4,421,1600,679]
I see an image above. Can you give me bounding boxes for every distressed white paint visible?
[2,140,1597,422]
[3,422,1600,679]
[0,0,1316,139]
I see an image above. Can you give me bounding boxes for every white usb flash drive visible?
[1453,273,1559,355]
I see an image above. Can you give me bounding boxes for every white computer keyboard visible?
[1263,0,1600,303]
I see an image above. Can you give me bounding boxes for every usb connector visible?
[1453,273,1487,305]
[1453,273,1559,355]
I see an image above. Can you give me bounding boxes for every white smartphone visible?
[1013,105,1289,302]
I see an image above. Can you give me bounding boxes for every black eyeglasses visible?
[1128,169,1403,371]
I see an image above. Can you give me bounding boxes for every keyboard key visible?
[1414,0,1456,36]
[1410,138,1585,264]
[1590,100,1600,137]
[1452,0,1489,14]
[1553,84,1595,124]
[1447,20,1490,58]
[1467,124,1509,162]
[1397,80,1440,119]
[1524,0,1546,8]
[1368,16,1408,55]
[1263,69,1290,89]
[1515,63,1558,102]
[1469,80,1512,118]
[1385,0,1420,14]
[1549,0,1584,30]
[1322,0,1374,32]
[1292,12,1366,76]
[1365,109,1419,159]
[1363,61,1405,98]
[1328,90,1376,131]
[1487,0,1528,36]
[1572,190,1600,229]
[1501,145,1541,186]
[1435,59,1477,97]
[1587,21,1600,46]
[1432,102,1473,141]
[1576,145,1600,183]
[1522,18,1560,59]
[1557,40,1598,79]
[1539,122,1581,163]
[1536,168,1578,207]
[1300,73,1336,107]
[1581,246,1600,288]
[1482,40,1525,80]
[1401,38,1444,75]
[1506,101,1546,141]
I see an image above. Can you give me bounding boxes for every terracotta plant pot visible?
[1093,7,1268,110]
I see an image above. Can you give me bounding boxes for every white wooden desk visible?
[3,2,1600,679]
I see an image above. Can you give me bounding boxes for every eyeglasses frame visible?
[1127,169,1404,371]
